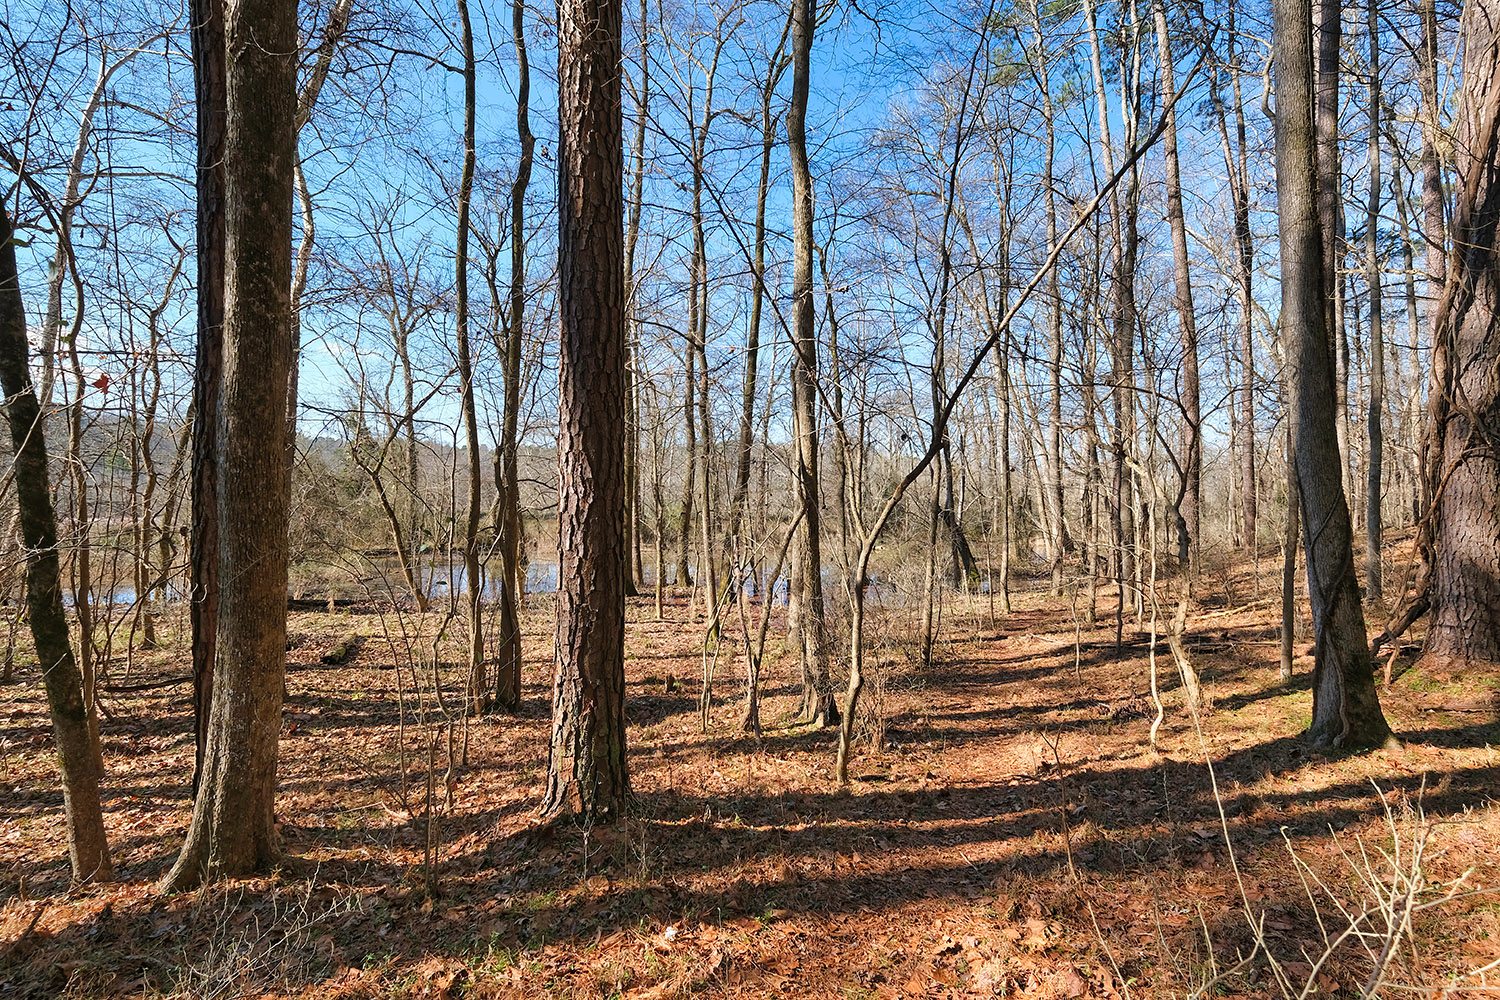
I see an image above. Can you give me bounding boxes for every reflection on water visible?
[408,559,901,606]
[63,584,184,608]
[66,558,987,608]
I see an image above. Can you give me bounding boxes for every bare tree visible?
[789,0,835,725]
[1364,0,1385,600]
[0,202,113,884]
[454,0,485,713]
[1152,0,1200,586]
[1272,0,1392,748]
[491,0,534,712]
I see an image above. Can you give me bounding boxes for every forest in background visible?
[4,0,1500,994]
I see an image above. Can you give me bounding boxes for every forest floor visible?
[2,556,1500,999]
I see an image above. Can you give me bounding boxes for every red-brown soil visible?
[2,572,1498,998]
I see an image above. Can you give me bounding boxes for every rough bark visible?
[542,0,630,821]
[1424,0,1500,667]
[188,0,226,796]
[163,0,297,888]
[1281,444,1300,685]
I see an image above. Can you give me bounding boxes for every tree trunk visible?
[1033,3,1068,594]
[1417,0,1448,525]
[1224,2,1257,551]
[542,0,629,821]
[1315,0,1354,511]
[732,33,787,542]
[286,0,353,478]
[189,0,226,797]
[1154,0,1199,585]
[1364,0,1384,602]
[1085,0,1141,629]
[1424,0,1500,667]
[622,0,649,599]
[455,0,485,713]
[1395,153,1425,528]
[1273,0,1392,748]
[0,204,113,884]
[789,0,835,726]
[1281,438,1300,685]
[677,347,696,591]
[163,0,297,887]
[690,104,719,632]
[65,332,99,768]
[1418,0,1448,295]
[493,0,533,712]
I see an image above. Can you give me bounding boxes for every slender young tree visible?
[286,0,355,475]
[1084,0,1140,633]
[1218,0,1257,551]
[1378,0,1455,650]
[543,0,630,820]
[1153,0,1199,583]
[454,0,486,713]
[493,0,533,712]
[789,0,835,725]
[623,0,649,596]
[731,20,790,541]
[163,0,298,888]
[1272,0,1391,748]
[0,204,113,884]
[1364,0,1384,600]
[1031,0,1068,595]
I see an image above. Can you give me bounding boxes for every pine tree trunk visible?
[543,0,629,820]
[163,0,297,887]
